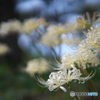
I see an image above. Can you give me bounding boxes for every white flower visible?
[61,33,83,45]
[60,49,100,70]
[41,32,61,46]
[38,71,67,92]
[25,58,50,75]
[22,18,46,33]
[79,27,100,50]
[0,44,10,55]
[76,27,100,68]
[60,54,77,69]
[59,27,100,70]
[38,65,94,92]
[46,24,67,35]
[0,20,22,36]
[40,23,78,47]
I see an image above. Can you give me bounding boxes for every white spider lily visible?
[38,65,95,92]
[38,71,67,92]
[58,48,100,70]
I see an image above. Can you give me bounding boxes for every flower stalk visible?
[83,69,99,100]
[67,84,80,100]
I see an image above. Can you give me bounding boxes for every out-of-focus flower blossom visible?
[0,18,47,36]
[0,44,10,55]
[40,23,78,47]
[0,20,22,36]
[76,12,100,29]
[41,31,61,47]
[25,58,50,75]
[61,33,84,45]
[22,18,47,33]
[47,23,77,35]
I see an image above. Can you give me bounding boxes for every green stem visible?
[74,95,80,100]
[67,84,80,100]
[83,69,99,100]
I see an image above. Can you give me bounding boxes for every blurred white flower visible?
[25,58,50,75]
[41,32,61,47]
[0,44,10,55]
[61,33,84,45]
[0,20,22,36]
[40,23,78,47]
[22,18,47,33]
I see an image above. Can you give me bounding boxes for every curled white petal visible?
[60,86,67,92]
[79,69,96,82]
